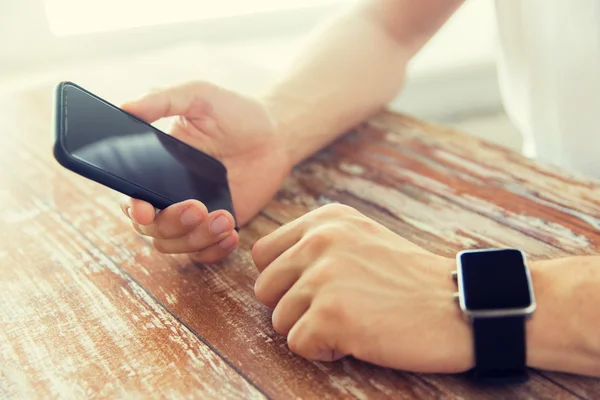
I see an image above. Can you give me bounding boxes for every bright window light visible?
[44,0,346,37]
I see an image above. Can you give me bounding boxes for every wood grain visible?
[0,153,264,399]
[0,85,599,399]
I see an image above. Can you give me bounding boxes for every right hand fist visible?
[119,81,292,262]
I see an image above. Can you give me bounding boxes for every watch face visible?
[458,249,533,312]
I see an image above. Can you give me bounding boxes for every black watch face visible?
[458,249,533,311]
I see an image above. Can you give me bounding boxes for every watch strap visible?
[471,315,528,384]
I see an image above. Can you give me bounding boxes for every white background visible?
[0,0,500,120]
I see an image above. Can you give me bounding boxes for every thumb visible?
[120,81,217,123]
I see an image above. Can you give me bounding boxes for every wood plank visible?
[0,166,264,398]
[0,87,592,398]
[297,121,600,253]
[372,114,600,238]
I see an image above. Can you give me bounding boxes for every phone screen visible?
[61,84,232,211]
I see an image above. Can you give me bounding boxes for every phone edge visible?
[52,82,173,210]
[52,82,238,230]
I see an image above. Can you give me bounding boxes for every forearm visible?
[527,256,600,376]
[261,0,463,166]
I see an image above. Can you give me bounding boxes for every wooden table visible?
[1,85,599,400]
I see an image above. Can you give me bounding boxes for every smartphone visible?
[53,81,236,226]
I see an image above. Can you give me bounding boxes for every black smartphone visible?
[53,81,236,226]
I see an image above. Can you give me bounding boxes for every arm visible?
[528,256,600,376]
[262,0,465,166]
[119,0,464,260]
[252,205,600,377]
[254,0,600,375]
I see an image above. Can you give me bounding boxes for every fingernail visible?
[218,235,237,250]
[180,207,203,226]
[126,206,133,220]
[210,215,230,235]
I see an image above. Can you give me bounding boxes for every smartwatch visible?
[453,248,536,384]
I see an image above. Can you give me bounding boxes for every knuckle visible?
[314,296,344,325]
[286,324,307,355]
[187,229,207,249]
[297,229,332,256]
[271,308,285,335]
[299,224,348,256]
[254,276,275,307]
[317,203,357,218]
[254,273,271,304]
[325,223,349,239]
[287,318,326,359]
[287,335,301,355]
[349,215,382,234]
[251,240,264,265]
[188,200,208,215]
[253,284,267,305]
[155,222,171,239]
[189,81,218,102]
[304,260,338,288]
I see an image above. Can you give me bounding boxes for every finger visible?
[252,218,306,272]
[287,313,344,362]
[128,198,157,226]
[143,200,208,239]
[271,287,312,336]
[152,210,235,254]
[254,250,305,308]
[120,82,217,123]
[188,231,239,264]
[168,113,221,139]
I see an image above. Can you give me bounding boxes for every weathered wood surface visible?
[0,85,599,399]
[0,98,265,399]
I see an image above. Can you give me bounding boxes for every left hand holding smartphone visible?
[117,82,292,263]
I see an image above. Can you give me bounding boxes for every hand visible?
[119,82,292,263]
[252,204,474,373]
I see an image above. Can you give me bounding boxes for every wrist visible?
[259,86,355,167]
[259,92,304,168]
[452,249,539,381]
[449,252,600,378]
[434,256,475,372]
[524,260,548,370]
